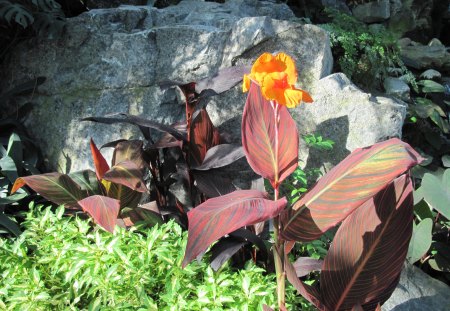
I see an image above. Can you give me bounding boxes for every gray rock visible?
[352,0,390,23]
[294,73,406,171]
[399,38,450,71]
[420,69,442,80]
[0,0,331,173]
[87,0,147,9]
[384,77,411,101]
[321,0,351,14]
[384,263,450,311]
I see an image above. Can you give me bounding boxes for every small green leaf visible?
[413,199,433,221]
[0,155,18,183]
[407,218,433,263]
[442,155,450,168]
[420,170,450,220]
[418,80,445,93]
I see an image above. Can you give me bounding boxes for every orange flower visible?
[243,52,313,108]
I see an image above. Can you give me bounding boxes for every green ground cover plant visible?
[0,204,310,310]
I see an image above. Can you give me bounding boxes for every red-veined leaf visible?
[320,175,413,310]
[103,160,147,193]
[111,140,145,168]
[182,190,287,267]
[281,138,423,241]
[78,195,120,233]
[106,182,142,209]
[241,81,298,189]
[11,173,86,207]
[293,257,323,277]
[193,170,236,198]
[82,113,187,142]
[90,138,110,180]
[189,108,220,166]
[192,144,245,170]
[195,65,250,95]
[285,256,327,310]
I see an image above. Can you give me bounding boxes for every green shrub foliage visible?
[321,9,403,89]
[0,204,310,310]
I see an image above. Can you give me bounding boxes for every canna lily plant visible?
[182,52,424,310]
[11,139,149,232]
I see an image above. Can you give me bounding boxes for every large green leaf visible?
[420,169,450,219]
[407,218,433,263]
[418,80,445,93]
[320,175,413,310]
[12,173,86,207]
[182,190,287,267]
[281,139,422,241]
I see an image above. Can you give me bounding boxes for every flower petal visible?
[276,53,297,85]
[284,89,313,108]
[243,74,251,92]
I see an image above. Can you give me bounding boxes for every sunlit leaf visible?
[320,175,413,310]
[78,195,120,233]
[281,138,423,241]
[12,173,86,207]
[90,139,110,180]
[182,190,286,267]
[241,81,298,189]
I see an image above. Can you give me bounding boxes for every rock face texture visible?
[384,263,450,311]
[1,0,333,173]
[352,0,391,23]
[1,0,405,176]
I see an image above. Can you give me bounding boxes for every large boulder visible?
[398,38,450,71]
[384,263,450,310]
[1,0,332,173]
[352,0,391,23]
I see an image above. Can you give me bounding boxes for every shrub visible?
[0,204,310,310]
[320,9,403,89]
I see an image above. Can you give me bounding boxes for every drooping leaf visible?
[193,170,236,198]
[78,195,120,233]
[106,182,142,209]
[111,140,145,168]
[209,238,247,271]
[281,138,423,241]
[420,169,450,219]
[150,122,186,149]
[68,170,101,196]
[103,161,147,193]
[0,193,27,205]
[189,108,220,166]
[6,132,22,176]
[192,144,244,170]
[182,190,287,267]
[195,65,250,95]
[241,82,299,189]
[320,175,413,310]
[418,79,445,93]
[0,212,21,236]
[442,155,450,167]
[12,173,86,207]
[90,139,110,181]
[0,155,18,184]
[285,256,326,310]
[82,113,187,142]
[293,257,323,277]
[407,218,433,263]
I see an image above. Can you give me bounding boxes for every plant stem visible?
[273,187,286,309]
[272,102,286,309]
